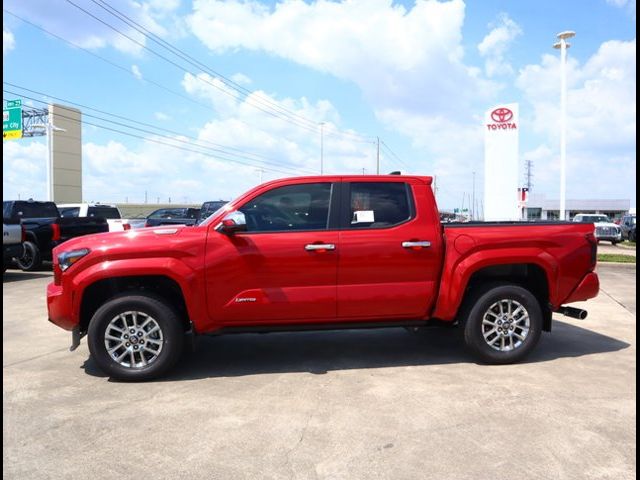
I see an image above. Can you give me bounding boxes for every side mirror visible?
[217,211,247,234]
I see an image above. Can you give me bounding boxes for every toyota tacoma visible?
[47,176,600,380]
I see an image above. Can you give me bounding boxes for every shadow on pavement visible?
[2,270,52,283]
[81,319,630,382]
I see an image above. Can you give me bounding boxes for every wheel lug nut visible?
[134,346,138,350]
[130,329,135,334]
[126,342,130,347]
[124,334,129,339]
[138,331,143,336]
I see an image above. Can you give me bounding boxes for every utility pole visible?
[376,136,380,174]
[362,168,366,175]
[145,190,148,204]
[125,196,128,203]
[461,192,466,220]
[256,167,264,184]
[472,171,476,221]
[433,175,438,198]
[525,160,534,191]
[157,197,160,204]
[319,122,325,175]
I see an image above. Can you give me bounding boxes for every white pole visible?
[47,117,53,202]
[559,38,567,220]
[320,122,325,175]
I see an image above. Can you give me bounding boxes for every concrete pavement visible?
[3,265,636,480]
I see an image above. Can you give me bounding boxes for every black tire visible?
[88,293,184,381]
[16,241,42,272]
[461,283,543,364]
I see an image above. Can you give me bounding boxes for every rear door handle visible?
[402,241,431,249]
[305,243,336,252]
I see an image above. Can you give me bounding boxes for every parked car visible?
[619,213,636,240]
[58,203,131,232]
[196,201,228,224]
[3,200,109,271]
[48,175,600,380]
[572,213,622,244]
[3,219,25,272]
[144,207,201,228]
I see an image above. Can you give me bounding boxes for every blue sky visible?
[3,0,636,209]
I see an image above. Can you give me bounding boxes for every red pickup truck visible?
[47,175,600,380]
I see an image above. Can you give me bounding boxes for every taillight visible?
[21,224,27,242]
[123,223,131,231]
[51,223,61,242]
[585,233,597,268]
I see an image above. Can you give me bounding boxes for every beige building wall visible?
[50,104,82,203]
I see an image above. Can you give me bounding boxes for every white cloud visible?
[517,39,636,203]
[131,64,143,81]
[2,140,48,200]
[478,13,522,77]
[187,0,500,206]
[3,29,15,55]
[231,73,252,85]
[3,0,180,55]
[154,112,171,121]
[606,0,636,19]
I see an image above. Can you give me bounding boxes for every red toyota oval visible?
[491,107,513,123]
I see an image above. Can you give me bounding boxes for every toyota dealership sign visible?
[484,103,520,221]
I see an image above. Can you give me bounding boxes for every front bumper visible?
[47,282,77,331]
[563,272,600,304]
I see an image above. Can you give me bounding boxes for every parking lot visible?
[3,264,636,479]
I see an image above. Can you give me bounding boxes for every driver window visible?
[239,183,332,232]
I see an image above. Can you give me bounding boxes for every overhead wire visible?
[4,82,317,173]
[4,88,314,177]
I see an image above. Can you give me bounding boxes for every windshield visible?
[198,201,227,223]
[575,215,610,223]
[148,208,187,219]
[59,207,80,218]
[9,201,60,218]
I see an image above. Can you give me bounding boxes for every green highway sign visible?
[3,99,22,140]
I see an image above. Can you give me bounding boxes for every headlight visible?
[58,248,90,271]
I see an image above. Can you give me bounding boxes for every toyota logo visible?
[491,107,513,123]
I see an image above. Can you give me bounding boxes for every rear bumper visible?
[562,272,600,304]
[47,282,77,331]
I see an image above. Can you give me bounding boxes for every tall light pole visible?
[319,122,325,175]
[554,30,575,220]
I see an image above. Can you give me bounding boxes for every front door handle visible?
[402,241,431,249]
[305,243,336,252]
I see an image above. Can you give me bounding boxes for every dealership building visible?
[525,194,631,221]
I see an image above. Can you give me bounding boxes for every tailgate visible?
[57,217,109,240]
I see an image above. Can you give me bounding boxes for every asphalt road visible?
[3,264,636,480]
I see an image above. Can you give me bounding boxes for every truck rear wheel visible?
[88,294,184,381]
[462,284,542,364]
[16,241,42,272]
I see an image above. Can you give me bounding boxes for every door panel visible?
[206,231,338,323]
[205,181,339,325]
[337,181,442,319]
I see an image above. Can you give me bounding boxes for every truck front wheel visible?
[463,284,542,364]
[16,241,42,271]
[88,294,184,381]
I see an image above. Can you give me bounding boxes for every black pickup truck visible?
[3,200,109,271]
[143,201,228,227]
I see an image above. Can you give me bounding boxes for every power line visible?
[66,0,375,143]
[379,140,411,171]
[90,0,377,144]
[4,89,313,177]
[4,82,317,173]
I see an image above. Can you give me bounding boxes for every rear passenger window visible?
[348,182,412,228]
